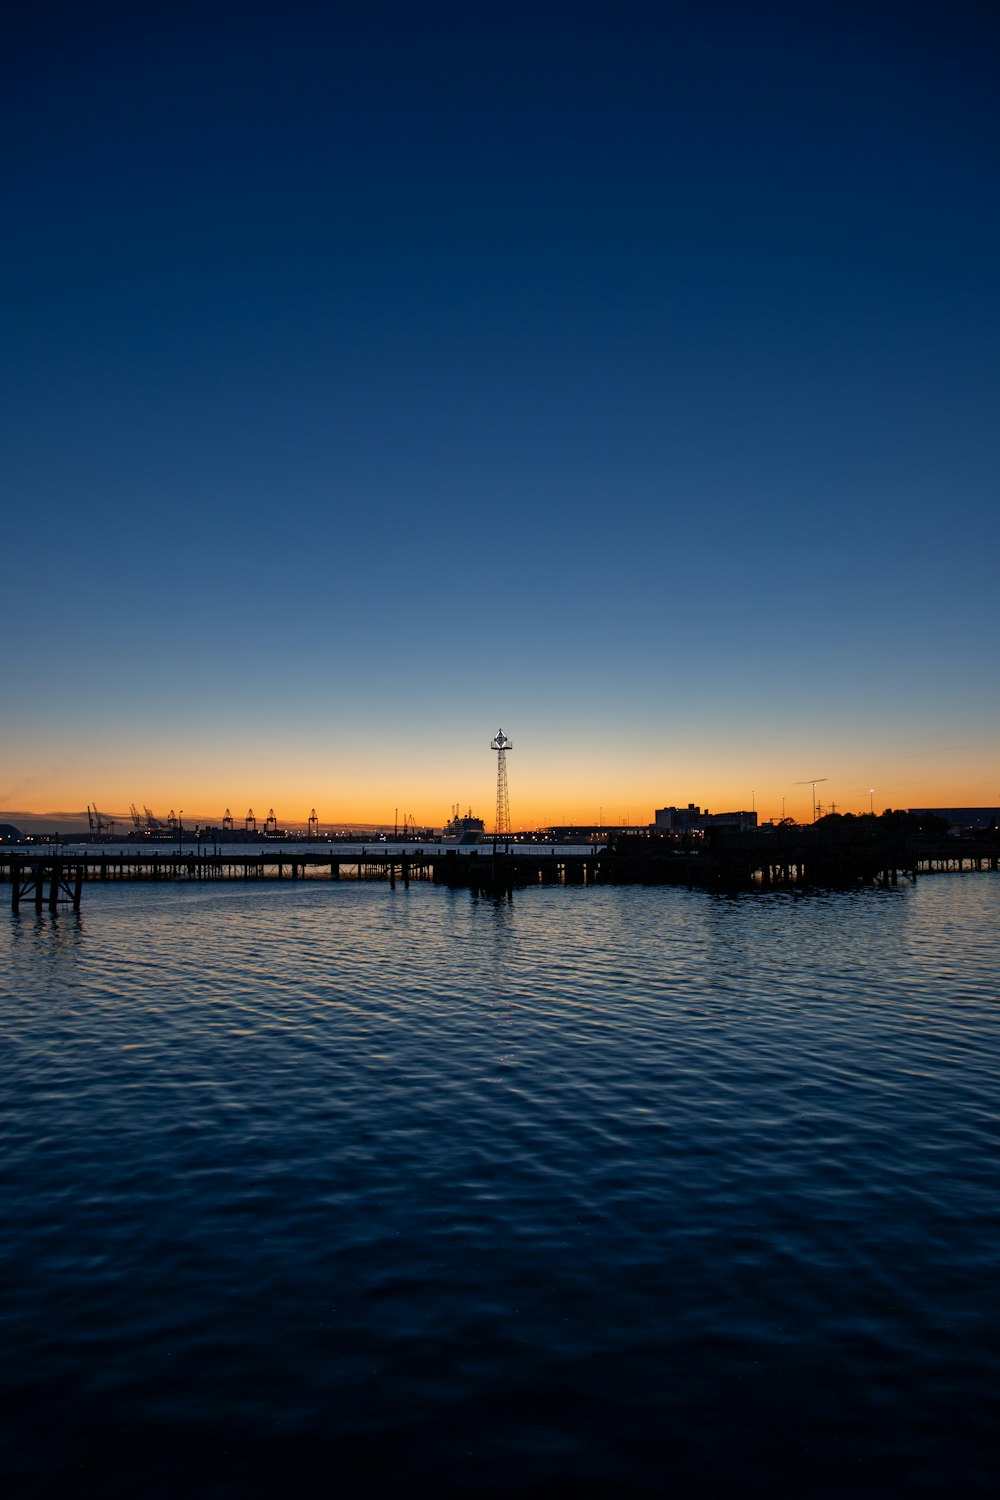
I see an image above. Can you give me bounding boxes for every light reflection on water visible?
[2,877,999,1496]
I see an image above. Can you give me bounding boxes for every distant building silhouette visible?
[654,804,758,833]
[908,807,998,833]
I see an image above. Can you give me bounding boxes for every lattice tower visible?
[491,728,513,837]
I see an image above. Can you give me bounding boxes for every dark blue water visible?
[2,878,998,1496]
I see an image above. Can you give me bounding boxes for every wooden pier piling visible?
[9,856,84,912]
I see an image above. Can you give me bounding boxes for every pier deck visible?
[2,836,997,908]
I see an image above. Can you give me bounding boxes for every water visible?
[2,877,998,1496]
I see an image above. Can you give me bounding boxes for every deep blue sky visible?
[3,1,998,826]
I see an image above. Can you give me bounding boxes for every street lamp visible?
[794,778,827,823]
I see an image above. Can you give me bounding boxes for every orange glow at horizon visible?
[5,762,997,831]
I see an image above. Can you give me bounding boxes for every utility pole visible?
[795,777,828,823]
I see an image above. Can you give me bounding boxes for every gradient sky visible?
[3,1,998,829]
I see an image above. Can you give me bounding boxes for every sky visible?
[3,0,998,830]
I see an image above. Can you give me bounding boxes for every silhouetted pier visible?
[1,848,597,901]
[7,856,85,912]
[599,831,1000,892]
[2,835,997,909]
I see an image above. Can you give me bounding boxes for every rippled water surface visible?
[2,878,998,1495]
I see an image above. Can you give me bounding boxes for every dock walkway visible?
[2,838,997,910]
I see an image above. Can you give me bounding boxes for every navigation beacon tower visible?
[491,728,513,838]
